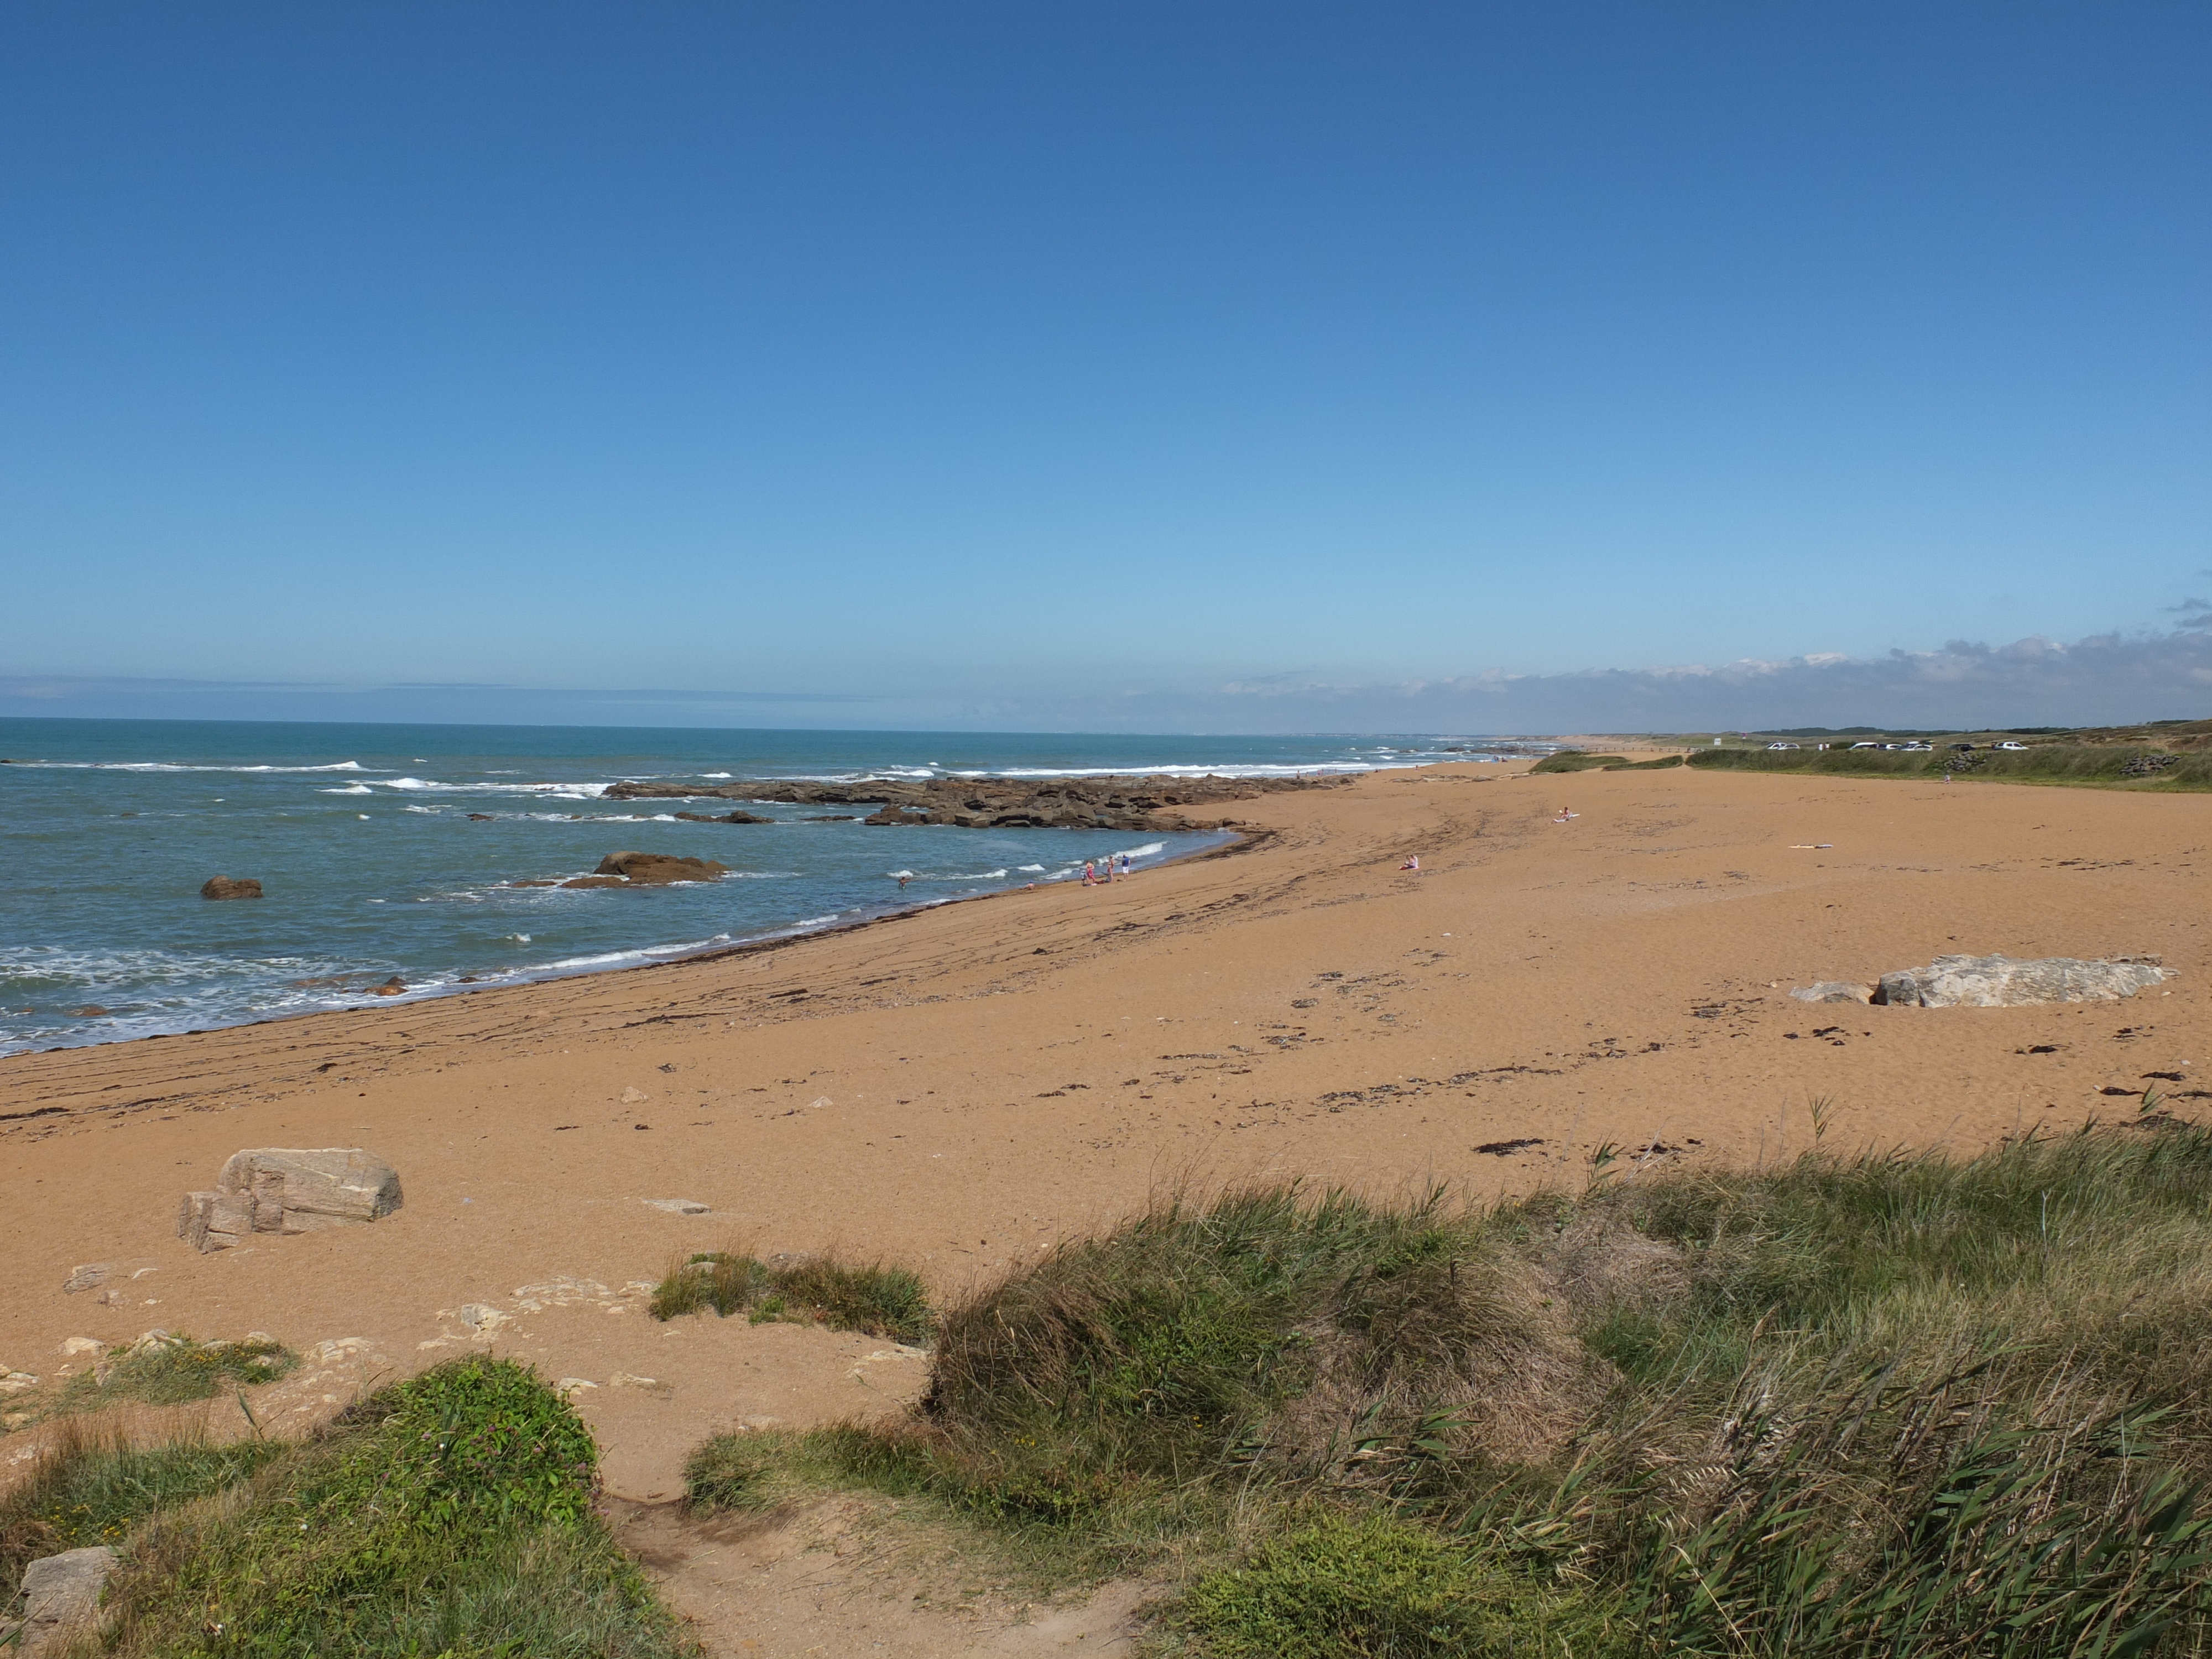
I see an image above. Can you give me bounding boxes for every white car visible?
[1849,741,1880,749]
[1997,741,2027,751]
[1767,741,1801,750]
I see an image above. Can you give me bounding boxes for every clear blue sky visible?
[3,3,2206,731]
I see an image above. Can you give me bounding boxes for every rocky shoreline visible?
[600,771,1347,831]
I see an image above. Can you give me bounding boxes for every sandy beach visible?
[4,761,2206,1503]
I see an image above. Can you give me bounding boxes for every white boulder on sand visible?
[1875,953,2169,1008]
[178,1147,404,1253]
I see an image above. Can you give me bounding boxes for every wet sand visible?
[4,760,2206,1498]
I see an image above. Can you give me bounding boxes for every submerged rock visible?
[601,771,1344,832]
[672,810,771,824]
[1875,953,2168,1008]
[200,876,263,900]
[580,852,730,885]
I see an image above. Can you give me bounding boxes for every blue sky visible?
[2,3,2206,731]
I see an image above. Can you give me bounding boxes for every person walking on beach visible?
[1083,859,1097,886]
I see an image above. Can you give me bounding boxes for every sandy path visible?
[4,763,2207,1516]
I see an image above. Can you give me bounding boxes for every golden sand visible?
[4,760,2205,1497]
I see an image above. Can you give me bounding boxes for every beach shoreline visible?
[4,758,2204,1499]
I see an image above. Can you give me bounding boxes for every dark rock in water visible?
[674,810,770,823]
[570,852,731,886]
[467,812,494,821]
[201,876,263,900]
[805,815,858,821]
[72,1005,111,1018]
[557,875,626,888]
[600,771,1345,832]
[372,975,406,997]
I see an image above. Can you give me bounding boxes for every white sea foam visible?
[322,784,374,795]
[9,759,375,774]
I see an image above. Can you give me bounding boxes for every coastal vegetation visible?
[14,1357,682,1657]
[1531,753,1684,774]
[649,1249,930,1341]
[1,1334,296,1437]
[1687,740,2212,789]
[688,1123,2212,1655]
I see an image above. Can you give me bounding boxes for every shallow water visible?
[0,719,1517,1055]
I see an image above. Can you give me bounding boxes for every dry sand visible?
[3,761,2206,1643]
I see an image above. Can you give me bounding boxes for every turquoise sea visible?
[0,719,1522,1056]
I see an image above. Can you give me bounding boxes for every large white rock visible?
[15,1546,116,1655]
[1875,953,2168,1008]
[178,1147,402,1253]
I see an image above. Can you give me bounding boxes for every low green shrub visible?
[1175,1510,1606,1657]
[651,1251,928,1342]
[96,1355,682,1658]
[1531,752,1627,773]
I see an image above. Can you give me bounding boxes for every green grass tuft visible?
[1173,1510,1604,1657]
[651,1250,929,1342]
[93,1355,682,1658]
[0,1422,283,1601]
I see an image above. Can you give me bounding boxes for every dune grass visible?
[1532,751,1683,774]
[688,1124,2212,1655]
[0,1420,284,1603]
[650,1249,929,1342]
[70,1356,682,1658]
[1688,741,2212,789]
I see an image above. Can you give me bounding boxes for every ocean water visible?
[0,719,1519,1056]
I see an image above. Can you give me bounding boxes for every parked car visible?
[1900,742,1933,752]
[1997,740,2027,751]
[1950,743,1976,751]
[1767,741,1801,750]
[1849,741,1881,749]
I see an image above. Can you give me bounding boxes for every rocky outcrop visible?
[599,772,1343,832]
[7,1546,117,1655]
[178,1147,403,1253]
[559,852,729,889]
[1875,953,2169,1008]
[200,876,263,900]
[673,810,771,824]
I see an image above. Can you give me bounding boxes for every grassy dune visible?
[4,1357,681,1658]
[692,1123,2212,1656]
[1687,742,2212,789]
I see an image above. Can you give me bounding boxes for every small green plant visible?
[651,1251,929,1341]
[1175,1510,1604,1657]
[41,1333,296,1418]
